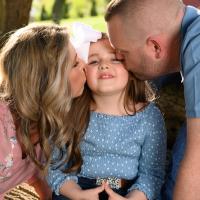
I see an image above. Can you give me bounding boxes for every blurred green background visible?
[30,0,108,31]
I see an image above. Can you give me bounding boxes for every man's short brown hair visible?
[105,0,131,22]
[105,0,183,22]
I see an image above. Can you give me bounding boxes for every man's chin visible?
[134,72,160,81]
[134,73,149,81]
[125,67,154,80]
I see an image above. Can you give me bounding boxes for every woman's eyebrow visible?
[73,54,77,63]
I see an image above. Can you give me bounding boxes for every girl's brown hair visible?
[62,36,155,173]
[0,24,75,172]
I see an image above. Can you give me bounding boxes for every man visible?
[105,0,200,200]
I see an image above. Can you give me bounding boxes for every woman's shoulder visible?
[0,101,11,118]
[0,101,16,136]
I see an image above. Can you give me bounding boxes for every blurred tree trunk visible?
[0,0,32,47]
[52,0,65,24]
[90,0,98,16]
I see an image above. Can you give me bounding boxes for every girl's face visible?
[69,43,86,97]
[85,39,129,96]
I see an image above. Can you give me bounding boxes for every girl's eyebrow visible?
[89,51,115,58]
[88,53,98,58]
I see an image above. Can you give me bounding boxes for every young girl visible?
[47,23,167,200]
[0,24,86,199]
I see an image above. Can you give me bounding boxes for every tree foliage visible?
[31,0,109,21]
[51,0,71,23]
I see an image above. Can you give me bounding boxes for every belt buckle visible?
[96,177,121,189]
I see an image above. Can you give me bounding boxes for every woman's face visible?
[69,43,86,97]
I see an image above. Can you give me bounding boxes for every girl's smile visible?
[98,73,114,79]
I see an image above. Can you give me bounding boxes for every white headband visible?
[70,22,102,63]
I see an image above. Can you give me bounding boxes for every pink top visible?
[0,102,42,199]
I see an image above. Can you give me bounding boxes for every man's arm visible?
[173,118,200,200]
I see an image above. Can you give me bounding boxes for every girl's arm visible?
[47,147,104,199]
[46,146,78,196]
[126,189,148,200]
[59,179,104,200]
[127,104,167,200]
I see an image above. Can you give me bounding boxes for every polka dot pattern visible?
[47,103,167,199]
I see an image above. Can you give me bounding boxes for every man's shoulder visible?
[182,6,200,41]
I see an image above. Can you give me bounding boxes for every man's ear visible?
[146,35,164,59]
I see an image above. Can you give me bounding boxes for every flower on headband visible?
[70,22,102,63]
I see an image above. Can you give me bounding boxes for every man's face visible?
[107,15,168,80]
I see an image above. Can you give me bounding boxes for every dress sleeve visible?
[128,105,167,200]
[46,146,78,195]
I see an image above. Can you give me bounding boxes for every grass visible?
[30,15,106,32]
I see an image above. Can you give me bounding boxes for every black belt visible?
[78,176,136,190]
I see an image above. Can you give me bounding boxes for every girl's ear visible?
[145,34,165,60]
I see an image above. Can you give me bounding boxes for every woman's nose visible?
[78,58,86,69]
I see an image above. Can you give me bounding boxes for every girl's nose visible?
[98,65,109,70]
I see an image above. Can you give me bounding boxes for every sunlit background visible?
[30,0,108,31]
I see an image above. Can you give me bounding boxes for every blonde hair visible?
[0,24,74,172]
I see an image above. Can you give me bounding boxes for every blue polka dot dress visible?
[47,103,167,200]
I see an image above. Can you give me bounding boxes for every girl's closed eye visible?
[108,52,124,64]
[111,54,125,64]
[112,58,125,64]
[88,59,99,65]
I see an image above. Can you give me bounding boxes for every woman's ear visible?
[146,35,164,59]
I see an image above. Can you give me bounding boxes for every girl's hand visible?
[104,182,147,200]
[79,184,105,200]
[60,180,104,200]
[104,182,127,200]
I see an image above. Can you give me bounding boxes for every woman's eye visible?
[73,61,79,68]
